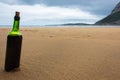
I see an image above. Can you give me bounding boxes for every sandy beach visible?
[0,27,120,80]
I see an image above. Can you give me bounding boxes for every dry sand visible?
[0,27,120,80]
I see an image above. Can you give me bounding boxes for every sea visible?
[0,25,120,28]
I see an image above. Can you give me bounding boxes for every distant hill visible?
[46,23,91,26]
[61,23,90,26]
[95,2,120,25]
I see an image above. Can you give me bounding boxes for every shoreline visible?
[0,25,120,28]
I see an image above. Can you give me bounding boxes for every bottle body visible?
[5,11,22,72]
[5,35,22,71]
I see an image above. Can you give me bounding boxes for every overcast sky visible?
[0,0,119,25]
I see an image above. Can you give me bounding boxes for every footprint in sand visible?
[87,35,91,37]
[73,35,91,39]
[49,35,55,38]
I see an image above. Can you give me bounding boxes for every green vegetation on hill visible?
[96,11,120,24]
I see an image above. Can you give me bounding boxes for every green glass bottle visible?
[5,11,22,72]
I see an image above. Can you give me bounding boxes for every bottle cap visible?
[15,11,20,17]
[14,11,20,20]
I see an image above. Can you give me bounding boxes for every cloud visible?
[0,2,102,25]
[16,0,119,15]
[0,0,23,4]
[0,0,119,16]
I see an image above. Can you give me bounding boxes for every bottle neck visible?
[9,16,21,36]
[12,16,20,31]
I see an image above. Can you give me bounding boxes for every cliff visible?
[95,2,120,25]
